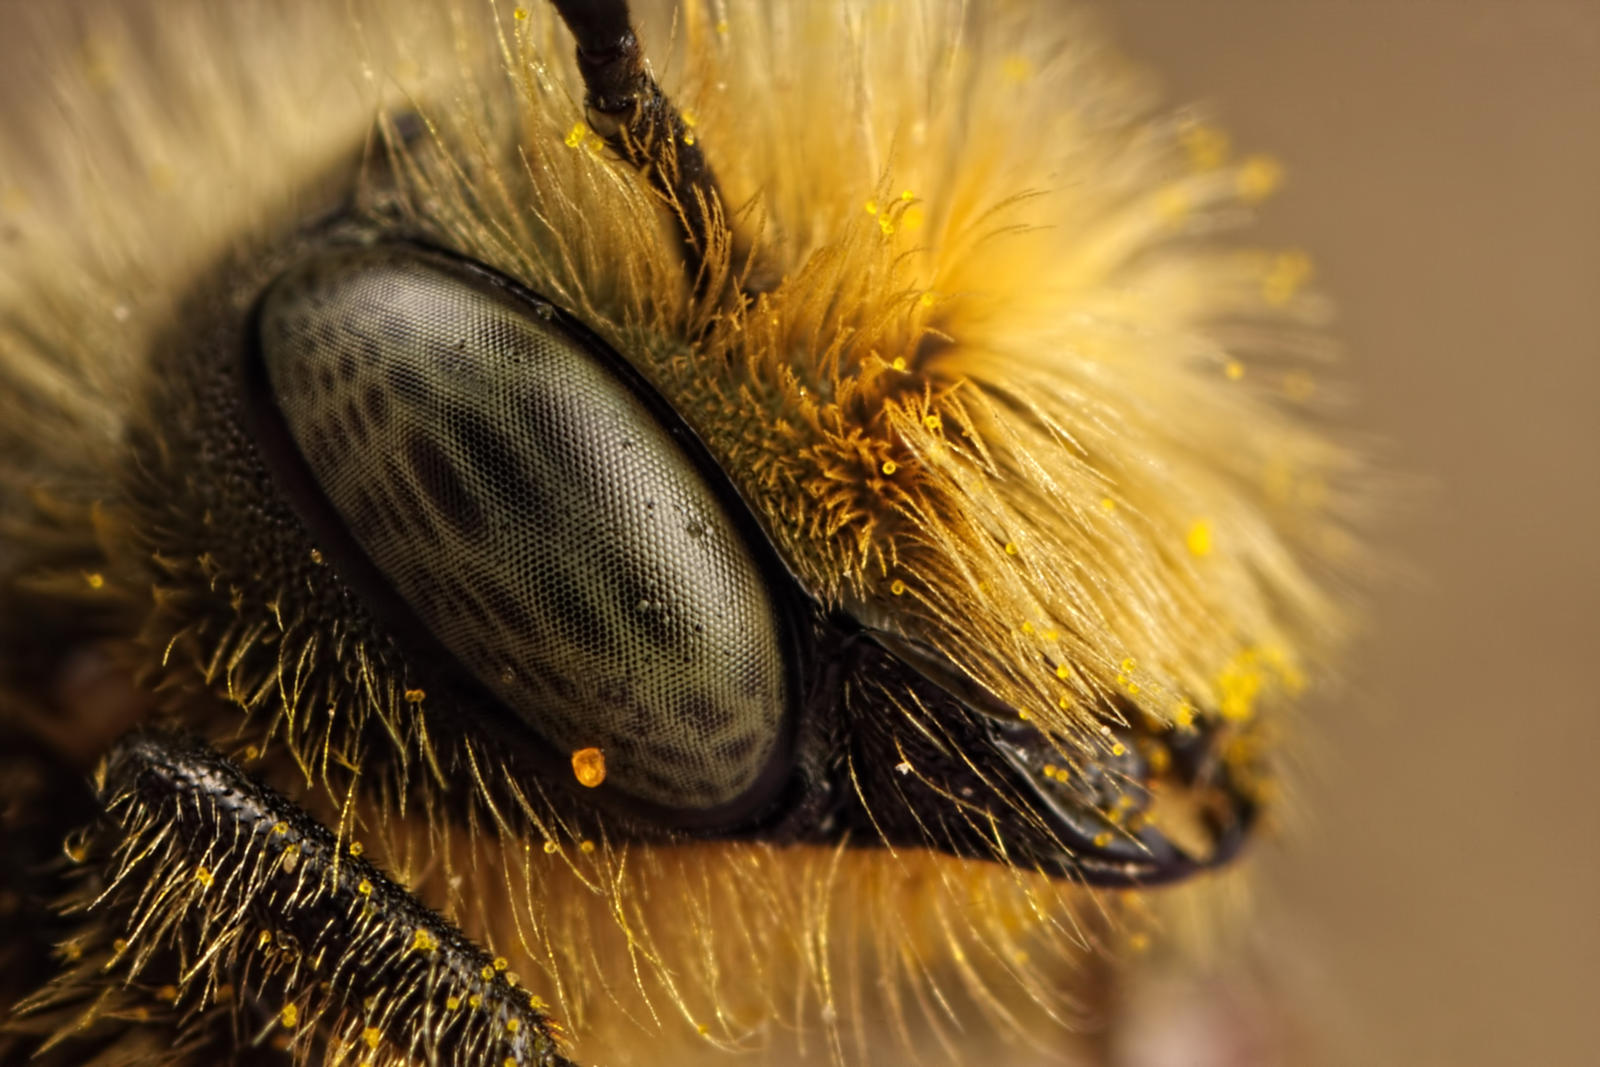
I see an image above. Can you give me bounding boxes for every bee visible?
[0,1,1362,1064]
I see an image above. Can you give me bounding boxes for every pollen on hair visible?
[1180,121,1231,171]
[1237,153,1285,202]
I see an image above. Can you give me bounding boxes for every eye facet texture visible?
[255,245,790,812]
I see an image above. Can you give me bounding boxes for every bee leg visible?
[14,730,577,1067]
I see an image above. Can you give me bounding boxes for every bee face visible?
[0,1,1361,1064]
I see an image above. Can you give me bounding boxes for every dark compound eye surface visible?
[254,244,791,812]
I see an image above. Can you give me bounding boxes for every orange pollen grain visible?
[571,747,606,788]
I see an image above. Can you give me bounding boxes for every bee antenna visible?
[547,0,735,300]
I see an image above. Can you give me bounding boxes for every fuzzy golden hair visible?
[0,1,1363,1064]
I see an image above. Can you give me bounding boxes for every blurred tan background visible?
[1099,3,1598,1065]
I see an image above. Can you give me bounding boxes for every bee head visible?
[2,0,1363,1058]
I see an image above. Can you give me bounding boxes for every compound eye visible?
[251,244,793,819]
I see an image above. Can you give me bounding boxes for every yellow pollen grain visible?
[506,1018,521,1034]
[348,840,364,857]
[889,579,906,596]
[918,292,935,308]
[922,413,942,431]
[194,866,213,887]
[878,214,895,235]
[1263,249,1314,306]
[468,994,482,1009]
[891,356,907,371]
[579,839,596,854]
[681,109,698,128]
[493,957,508,972]
[112,937,128,954]
[1042,763,1057,778]
[571,746,606,788]
[1020,621,1034,634]
[1181,122,1230,171]
[1058,696,1073,710]
[1093,832,1113,848]
[900,189,914,201]
[881,460,897,475]
[542,840,558,854]
[1187,519,1214,558]
[1100,497,1117,514]
[279,1003,298,1028]
[272,821,288,835]
[1004,541,1019,556]
[403,687,426,703]
[863,198,879,216]
[1236,154,1284,203]
[1120,658,1137,673]
[84,571,105,589]
[1155,184,1192,223]
[1111,742,1127,757]
[357,879,373,896]
[446,995,461,1011]
[363,1028,381,1049]
[564,122,588,148]
[481,965,494,980]
[682,131,696,146]
[258,930,273,950]
[513,8,528,20]
[1225,359,1246,380]
[1018,709,1031,721]
[411,928,437,953]
[1173,701,1196,729]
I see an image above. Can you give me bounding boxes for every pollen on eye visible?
[571,746,606,787]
